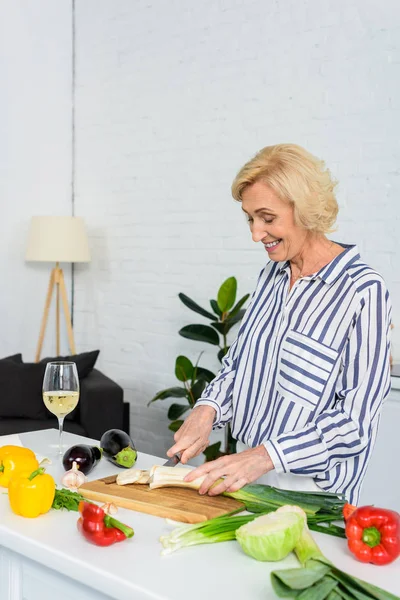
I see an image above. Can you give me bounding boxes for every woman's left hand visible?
[184,445,274,495]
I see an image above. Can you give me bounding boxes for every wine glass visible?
[42,361,80,455]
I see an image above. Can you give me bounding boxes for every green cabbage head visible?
[235,510,304,562]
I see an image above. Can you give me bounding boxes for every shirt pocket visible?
[277,329,338,411]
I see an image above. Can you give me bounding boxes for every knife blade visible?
[162,453,181,467]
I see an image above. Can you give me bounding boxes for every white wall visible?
[0,1,73,360]
[72,0,400,457]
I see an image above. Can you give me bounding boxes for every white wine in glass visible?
[43,362,79,455]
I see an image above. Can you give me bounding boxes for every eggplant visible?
[100,429,137,468]
[62,444,102,475]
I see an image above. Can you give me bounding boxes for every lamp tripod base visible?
[35,263,76,362]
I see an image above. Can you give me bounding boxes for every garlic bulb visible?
[61,461,86,491]
[101,502,118,516]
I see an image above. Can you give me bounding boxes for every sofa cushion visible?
[0,353,23,363]
[0,360,48,419]
[40,350,100,379]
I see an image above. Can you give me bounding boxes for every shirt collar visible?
[277,244,360,285]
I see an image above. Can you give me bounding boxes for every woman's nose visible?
[251,222,267,243]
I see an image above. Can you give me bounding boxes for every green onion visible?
[160,513,260,555]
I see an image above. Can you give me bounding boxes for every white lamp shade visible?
[26,216,91,263]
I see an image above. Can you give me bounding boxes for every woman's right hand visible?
[166,405,216,464]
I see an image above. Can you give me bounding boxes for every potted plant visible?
[148,277,249,460]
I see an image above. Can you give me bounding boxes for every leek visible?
[271,506,400,600]
[150,466,346,538]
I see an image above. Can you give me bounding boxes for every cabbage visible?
[235,510,304,561]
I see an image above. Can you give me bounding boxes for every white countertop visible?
[1,430,399,599]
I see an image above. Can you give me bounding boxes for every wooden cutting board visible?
[79,476,245,523]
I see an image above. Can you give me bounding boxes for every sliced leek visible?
[116,469,151,486]
[149,465,208,490]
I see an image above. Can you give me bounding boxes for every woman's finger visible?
[179,436,211,463]
[198,465,230,494]
[208,474,241,496]
[224,477,249,493]
[184,457,217,481]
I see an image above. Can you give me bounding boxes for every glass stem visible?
[58,417,65,454]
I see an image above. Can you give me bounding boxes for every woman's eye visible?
[245,216,274,225]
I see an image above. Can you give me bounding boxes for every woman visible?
[167,144,392,504]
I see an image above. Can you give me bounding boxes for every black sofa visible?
[0,367,130,440]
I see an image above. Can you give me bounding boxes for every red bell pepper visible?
[345,505,400,566]
[77,502,134,547]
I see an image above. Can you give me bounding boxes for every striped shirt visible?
[196,244,392,503]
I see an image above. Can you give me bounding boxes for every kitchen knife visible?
[162,453,181,467]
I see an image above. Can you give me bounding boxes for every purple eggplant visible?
[62,444,102,475]
[100,429,137,468]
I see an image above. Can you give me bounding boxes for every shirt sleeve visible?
[264,280,392,476]
[195,337,239,428]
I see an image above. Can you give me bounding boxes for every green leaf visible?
[225,309,246,326]
[191,378,208,401]
[210,299,222,317]
[179,324,220,345]
[196,367,216,382]
[298,576,338,600]
[168,420,184,432]
[326,591,343,600]
[217,277,237,312]
[203,441,222,462]
[211,321,227,335]
[175,355,194,382]
[228,294,250,318]
[271,563,331,591]
[179,293,216,320]
[328,564,399,600]
[211,320,241,336]
[147,386,188,406]
[168,403,190,420]
[218,347,229,362]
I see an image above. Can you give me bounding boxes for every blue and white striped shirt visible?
[196,244,392,503]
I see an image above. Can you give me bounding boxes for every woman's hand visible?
[184,445,274,495]
[166,405,216,464]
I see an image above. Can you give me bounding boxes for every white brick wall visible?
[1,1,400,460]
[72,0,400,457]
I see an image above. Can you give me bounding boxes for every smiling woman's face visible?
[241,180,309,262]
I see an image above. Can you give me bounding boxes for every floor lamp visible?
[25,216,91,362]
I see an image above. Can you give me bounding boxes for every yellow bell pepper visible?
[0,445,39,488]
[8,467,56,518]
